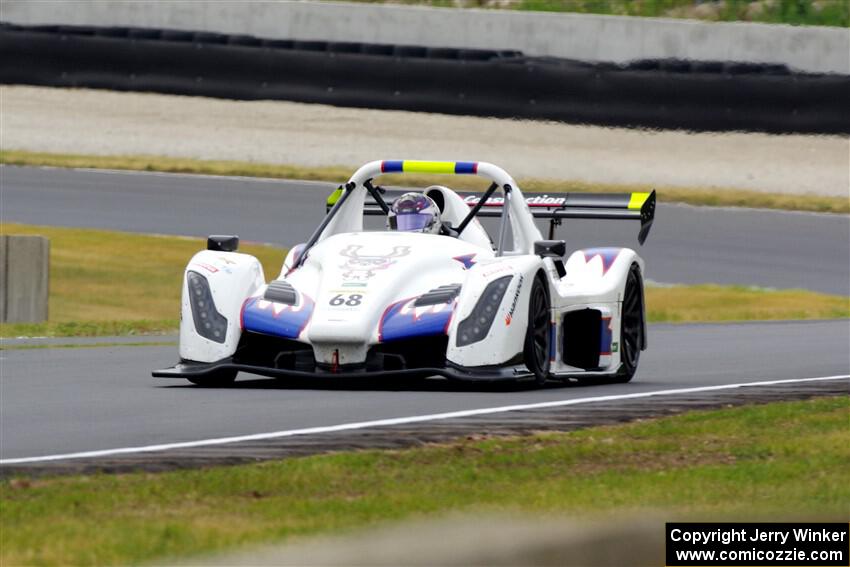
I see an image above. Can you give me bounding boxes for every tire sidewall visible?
[617,263,643,382]
[524,275,551,385]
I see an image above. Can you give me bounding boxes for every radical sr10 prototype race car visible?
[154,160,655,386]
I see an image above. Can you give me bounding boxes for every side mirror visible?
[207,235,239,252]
[534,240,566,258]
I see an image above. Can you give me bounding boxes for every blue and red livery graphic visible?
[241,294,315,339]
[453,254,477,269]
[582,248,621,276]
[379,297,455,342]
[600,316,613,355]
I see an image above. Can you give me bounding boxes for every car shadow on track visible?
[161,374,623,393]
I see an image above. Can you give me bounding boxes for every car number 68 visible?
[329,293,363,306]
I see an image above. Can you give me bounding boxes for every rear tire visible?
[523,275,551,386]
[187,368,238,387]
[614,263,644,383]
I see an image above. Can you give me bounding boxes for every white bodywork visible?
[175,160,647,379]
[179,250,265,362]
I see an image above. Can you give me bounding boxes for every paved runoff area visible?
[2,86,848,197]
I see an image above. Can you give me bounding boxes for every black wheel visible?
[523,275,551,386]
[615,264,644,383]
[187,368,237,387]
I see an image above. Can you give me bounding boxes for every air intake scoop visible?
[413,284,462,307]
[263,280,297,305]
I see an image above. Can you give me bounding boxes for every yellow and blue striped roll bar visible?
[325,160,656,245]
[379,160,479,175]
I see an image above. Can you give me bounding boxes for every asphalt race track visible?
[2,165,849,294]
[1,321,848,464]
[0,165,848,470]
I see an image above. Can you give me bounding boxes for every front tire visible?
[523,275,551,386]
[187,368,238,387]
[614,263,644,383]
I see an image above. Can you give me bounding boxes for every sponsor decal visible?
[341,282,368,288]
[217,256,236,265]
[339,244,411,281]
[505,275,524,326]
[190,262,218,273]
[452,253,477,270]
[479,262,513,278]
[612,341,619,353]
[462,194,571,208]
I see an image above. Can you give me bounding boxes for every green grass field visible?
[3,150,847,214]
[0,223,286,338]
[339,0,850,27]
[1,222,847,339]
[2,397,847,565]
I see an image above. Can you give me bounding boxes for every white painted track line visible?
[2,375,847,465]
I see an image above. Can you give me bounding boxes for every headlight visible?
[456,275,512,347]
[186,271,228,343]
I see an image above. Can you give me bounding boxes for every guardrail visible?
[1,23,847,134]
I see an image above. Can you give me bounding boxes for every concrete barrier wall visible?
[5,25,847,134]
[0,235,50,323]
[2,0,847,75]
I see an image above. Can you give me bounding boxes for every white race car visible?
[154,160,655,386]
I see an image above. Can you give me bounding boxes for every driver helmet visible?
[387,192,441,234]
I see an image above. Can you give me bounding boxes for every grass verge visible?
[1,223,847,338]
[3,150,848,214]
[0,223,286,339]
[645,283,850,323]
[0,341,177,351]
[2,397,847,565]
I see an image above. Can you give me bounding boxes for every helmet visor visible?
[395,212,433,232]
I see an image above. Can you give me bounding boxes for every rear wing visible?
[465,191,657,245]
[330,187,656,245]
